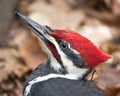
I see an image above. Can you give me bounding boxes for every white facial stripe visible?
[50,56,61,72]
[68,43,79,55]
[49,37,88,78]
[56,48,88,78]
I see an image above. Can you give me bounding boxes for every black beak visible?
[15,12,54,41]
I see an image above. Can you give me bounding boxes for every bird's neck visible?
[49,56,92,80]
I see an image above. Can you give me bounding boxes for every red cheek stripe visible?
[46,42,60,61]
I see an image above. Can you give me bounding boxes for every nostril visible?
[44,25,54,35]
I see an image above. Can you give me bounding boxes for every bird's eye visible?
[60,42,68,49]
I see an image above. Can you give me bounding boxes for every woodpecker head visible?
[15,12,111,79]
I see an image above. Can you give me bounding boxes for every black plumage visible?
[30,78,107,96]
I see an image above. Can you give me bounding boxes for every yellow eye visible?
[60,42,68,49]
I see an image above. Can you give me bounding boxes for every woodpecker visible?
[15,12,111,96]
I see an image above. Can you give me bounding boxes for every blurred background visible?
[0,0,120,96]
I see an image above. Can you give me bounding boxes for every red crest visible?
[52,29,111,67]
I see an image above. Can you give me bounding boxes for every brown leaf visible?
[0,48,29,83]
[18,33,47,70]
[105,86,120,96]
[97,63,120,90]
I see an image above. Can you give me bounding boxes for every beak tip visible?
[15,11,25,20]
[14,11,20,17]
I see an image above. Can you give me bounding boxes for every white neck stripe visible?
[24,73,85,96]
